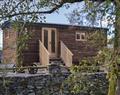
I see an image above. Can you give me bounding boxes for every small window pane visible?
[81,34,85,39]
[76,34,80,39]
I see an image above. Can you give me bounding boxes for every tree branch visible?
[4,1,64,18]
[2,0,114,18]
[8,0,26,15]
[3,0,85,18]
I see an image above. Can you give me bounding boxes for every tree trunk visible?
[114,1,120,95]
[116,78,120,95]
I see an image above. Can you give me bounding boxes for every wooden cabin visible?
[2,22,107,67]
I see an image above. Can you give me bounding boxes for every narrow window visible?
[76,33,80,40]
[51,30,55,53]
[44,29,48,49]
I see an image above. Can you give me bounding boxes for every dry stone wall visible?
[0,65,108,95]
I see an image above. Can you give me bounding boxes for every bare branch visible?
[4,1,64,18]
[0,0,114,19]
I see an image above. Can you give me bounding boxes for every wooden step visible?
[50,58,62,61]
[49,58,65,66]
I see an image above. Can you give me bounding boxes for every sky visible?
[46,2,84,24]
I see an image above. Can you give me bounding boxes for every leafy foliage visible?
[13,22,31,69]
[66,1,120,95]
[66,0,115,30]
[62,57,108,95]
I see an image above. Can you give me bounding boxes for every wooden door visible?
[42,28,57,58]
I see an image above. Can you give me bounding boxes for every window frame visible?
[75,32,86,41]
